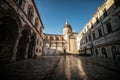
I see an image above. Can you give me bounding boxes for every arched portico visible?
[102,48,107,58]
[0,16,19,63]
[28,34,36,58]
[17,29,31,60]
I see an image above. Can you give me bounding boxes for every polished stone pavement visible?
[0,55,120,80]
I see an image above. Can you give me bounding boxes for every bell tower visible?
[63,21,72,52]
[63,21,72,40]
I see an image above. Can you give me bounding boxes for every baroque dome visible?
[64,21,72,32]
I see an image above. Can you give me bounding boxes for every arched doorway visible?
[0,16,18,63]
[63,43,67,54]
[111,46,120,59]
[64,49,66,54]
[102,48,107,58]
[28,34,36,58]
[17,29,30,60]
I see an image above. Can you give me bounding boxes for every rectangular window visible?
[96,17,99,24]
[91,23,93,29]
[84,29,86,33]
[88,35,91,41]
[28,10,33,21]
[16,0,25,8]
[98,29,102,37]
[106,22,112,33]
[87,26,89,30]
[82,32,84,35]
[103,9,108,18]
[21,0,25,9]
[19,0,23,7]
[93,32,95,40]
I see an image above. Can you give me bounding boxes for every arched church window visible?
[50,36,54,40]
[15,0,25,9]
[35,17,39,28]
[56,37,59,40]
[61,37,64,40]
[27,5,34,22]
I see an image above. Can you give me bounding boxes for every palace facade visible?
[43,21,78,55]
[77,0,120,59]
[0,0,44,63]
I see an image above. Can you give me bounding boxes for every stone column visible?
[10,34,20,63]
[32,46,36,58]
[23,42,30,59]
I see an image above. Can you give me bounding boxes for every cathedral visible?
[43,21,78,55]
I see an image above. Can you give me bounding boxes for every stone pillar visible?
[23,42,30,59]
[10,34,20,63]
[32,46,35,58]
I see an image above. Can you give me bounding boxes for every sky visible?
[34,0,104,34]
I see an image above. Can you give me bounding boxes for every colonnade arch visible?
[0,15,37,63]
[101,48,107,58]
[17,28,31,60]
[0,16,19,63]
[28,34,36,58]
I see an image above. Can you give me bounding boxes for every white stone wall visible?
[77,0,120,59]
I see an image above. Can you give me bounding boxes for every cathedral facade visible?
[43,21,78,55]
[77,0,120,59]
[0,0,44,63]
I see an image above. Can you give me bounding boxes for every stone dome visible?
[63,21,72,32]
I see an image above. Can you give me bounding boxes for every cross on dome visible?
[66,20,68,25]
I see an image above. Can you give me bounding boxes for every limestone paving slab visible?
[0,56,60,80]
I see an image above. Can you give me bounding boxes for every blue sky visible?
[34,0,104,34]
